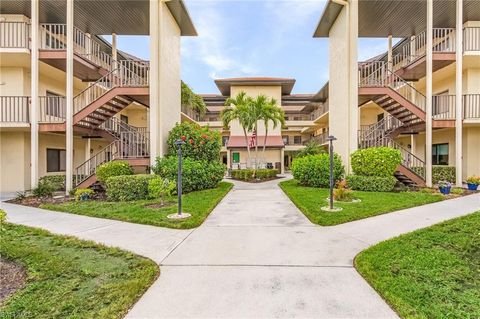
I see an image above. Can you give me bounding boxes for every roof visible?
[227,136,285,148]
[214,77,296,96]
[314,0,480,37]
[0,0,197,36]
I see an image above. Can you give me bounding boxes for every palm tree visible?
[260,98,285,165]
[221,92,254,167]
[250,95,269,168]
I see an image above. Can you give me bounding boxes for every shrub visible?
[166,122,221,162]
[351,147,402,177]
[334,180,354,202]
[432,166,455,184]
[450,187,464,195]
[152,157,225,193]
[148,177,176,204]
[96,161,134,183]
[231,169,277,181]
[106,174,154,201]
[39,175,65,191]
[466,175,480,185]
[32,180,56,197]
[0,209,6,223]
[74,188,94,201]
[291,153,344,188]
[419,187,437,194]
[294,140,325,158]
[346,175,397,192]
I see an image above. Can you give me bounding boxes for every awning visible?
[226,136,285,148]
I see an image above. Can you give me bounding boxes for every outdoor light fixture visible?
[321,135,342,212]
[167,139,191,219]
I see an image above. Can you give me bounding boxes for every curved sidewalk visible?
[2,179,479,318]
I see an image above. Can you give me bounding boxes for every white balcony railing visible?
[464,94,480,119]
[310,101,329,120]
[464,27,480,51]
[39,96,66,123]
[432,95,456,120]
[0,96,30,123]
[0,21,30,49]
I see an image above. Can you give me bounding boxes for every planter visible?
[467,183,479,191]
[439,186,451,195]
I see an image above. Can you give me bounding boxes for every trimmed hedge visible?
[39,175,65,191]
[291,153,345,188]
[152,156,225,193]
[346,175,397,192]
[106,174,154,201]
[432,166,455,184]
[96,161,134,183]
[351,147,402,177]
[231,169,277,182]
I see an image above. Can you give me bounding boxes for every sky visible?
[110,0,395,95]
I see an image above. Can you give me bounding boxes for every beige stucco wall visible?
[360,102,385,127]
[117,104,148,128]
[229,148,282,167]
[0,131,30,192]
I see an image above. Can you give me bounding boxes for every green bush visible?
[351,147,402,177]
[32,180,56,197]
[291,153,345,188]
[231,169,277,181]
[0,209,6,224]
[166,122,221,162]
[148,177,176,204]
[106,174,154,201]
[39,175,65,191]
[74,188,94,201]
[432,166,455,184]
[96,161,134,183]
[152,157,225,193]
[346,175,397,192]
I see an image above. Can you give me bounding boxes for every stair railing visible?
[358,114,403,146]
[386,71,426,112]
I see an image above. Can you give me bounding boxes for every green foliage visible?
[39,175,65,190]
[148,177,176,204]
[153,156,226,193]
[432,166,455,184]
[96,161,134,183]
[231,169,278,181]
[295,140,325,158]
[346,175,397,192]
[32,180,56,197]
[351,147,402,177]
[181,81,206,115]
[466,175,480,185]
[450,187,464,195]
[74,188,94,201]
[166,122,221,162]
[291,153,345,187]
[333,180,354,202]
[106,174,155,201]
[419,187,437,194]
[0,209,6,224]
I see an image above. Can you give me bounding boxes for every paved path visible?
[2,179,480,318]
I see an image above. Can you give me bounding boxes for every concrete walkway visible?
[2,179,479,318]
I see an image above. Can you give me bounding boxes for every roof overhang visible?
[0,0,197,36]
[214,77,296,96]
[314,0,480,38]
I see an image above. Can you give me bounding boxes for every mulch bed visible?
[7,196,72,208]
[0,258,27,303]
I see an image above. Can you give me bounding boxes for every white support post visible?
[112,33,118,70]
[280,148,285,175]
[425,0,433,187]
[387,34,393,72]
[149,0,160,168]
[348,0,359,169]
[455,0,463,187]
[30,0,39,190]
[65,0,74,193]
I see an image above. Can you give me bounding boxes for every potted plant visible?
[438,180,452,195]
[466,175,480,191]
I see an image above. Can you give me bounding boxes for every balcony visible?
[0,21,30,51]
[181,105,202,122]
[1,95,66,127]
[430,94,480,121]
[304,130,329,146]
[464,27,480,52]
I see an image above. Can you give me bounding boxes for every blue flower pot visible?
[439,186,451,195]
[467,183,478,191]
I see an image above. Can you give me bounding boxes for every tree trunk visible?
[243,128,251,168]
[254,121,259,170]
[262,124,268,166]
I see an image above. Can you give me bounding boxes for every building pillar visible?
[348,0,359,169]
[112,32,118,69]
[455,0,463,186]
[387,34,393,72]
[65,0,74,193]
[280,148,285,174]
[149,0,160,167]
[425,0,433,187]
[410,134,417,156]
[30,0,39,190]
[226,149,231,169]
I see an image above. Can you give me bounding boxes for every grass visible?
[279,179,444,226]
[40,182,233,229]
[355,212,480,319]
[0,223,158,319]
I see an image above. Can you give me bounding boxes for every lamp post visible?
[326,135,337,210]
[174,139,185,216]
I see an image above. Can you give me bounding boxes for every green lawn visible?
[0,223,158,319]
[279,179,444,226]
[355,212,480,319]
[41,182,233,229]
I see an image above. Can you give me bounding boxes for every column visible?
[280,148,285,174]
[387,34,393,72]
[425,0,433,187]
[65,0,74,192]
[226,149,231,169]
[112,32,118,69]
[455,0,463,186]
[348,0,359,169]
[30,0,39,189]
[149,0,160,167]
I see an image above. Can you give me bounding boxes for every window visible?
[377,113,384,122]
[282,136,289,145]
[120,114,129,124]
[294,136,302,145]
[47,148,66,172]
[232,152,240,163]
[432,143,448,165]
[222,136,229,146]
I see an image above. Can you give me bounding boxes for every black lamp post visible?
[174,139,185,216]
[326,135,337,210]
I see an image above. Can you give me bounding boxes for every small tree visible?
[181,81,206,116]
[295,140,325,158]
[148,177,176,205]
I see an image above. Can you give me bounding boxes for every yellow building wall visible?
[0,131,30,193]
[360,102,385,127]
[230,149,282,166]
[117,104,148,128]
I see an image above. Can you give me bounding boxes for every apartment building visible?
[192,77,329,173]
[0,0,197,194]
[314,0,480,187]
